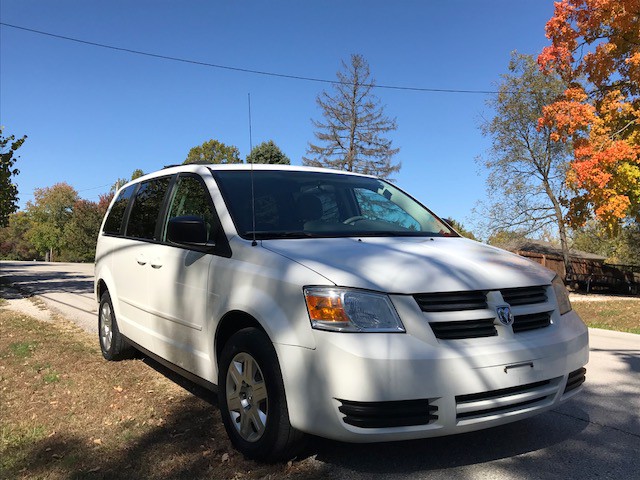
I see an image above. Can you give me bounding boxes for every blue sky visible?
[1,1,555,231]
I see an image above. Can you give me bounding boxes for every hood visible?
[261,236,554,294]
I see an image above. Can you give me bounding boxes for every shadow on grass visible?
[7,351,637,480]
[2,353,325,480]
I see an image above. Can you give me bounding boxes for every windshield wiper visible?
[340,231,430,237]
[245,231,315,239]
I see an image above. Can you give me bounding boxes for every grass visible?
[1,294,635,479]
[572,299,640,334]
[8,341,37,358]
[0,309,326,480]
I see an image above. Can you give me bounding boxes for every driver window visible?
[164,176,216,242]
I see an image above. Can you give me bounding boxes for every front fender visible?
[218,283,317,349]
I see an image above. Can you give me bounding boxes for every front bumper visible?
[276,308,589,443]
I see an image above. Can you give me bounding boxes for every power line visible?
[1,22,499,95]
[19,183,112,197]
[77,183,111,193]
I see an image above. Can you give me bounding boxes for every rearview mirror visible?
[167,216,213,248]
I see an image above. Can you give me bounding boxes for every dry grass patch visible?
[0,309,326,479]
[573,299,640,334]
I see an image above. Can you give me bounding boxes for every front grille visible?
[418,286,552,340]
[513,311,552,333]
[564,368,586,394]
[414,291,487,312]
[501,285,547,306]
[337,399,438,428]
[456,379,559,421]
[430,318,497,340]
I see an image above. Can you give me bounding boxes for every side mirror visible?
[167,216,212,248]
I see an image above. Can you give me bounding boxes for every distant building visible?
[503,239,638,295]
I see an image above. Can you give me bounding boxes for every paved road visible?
[1,260,639,479]
[0,261,97,333]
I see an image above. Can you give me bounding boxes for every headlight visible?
[552,275,572,315]
[304,287,405,333]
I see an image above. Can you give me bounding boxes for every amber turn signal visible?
[305,293,350,323]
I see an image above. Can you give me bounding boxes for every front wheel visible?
[218,328,305,462]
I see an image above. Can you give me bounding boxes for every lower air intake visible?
[563,368,586,394]
[337,399,438,428]
[455,379,560,421]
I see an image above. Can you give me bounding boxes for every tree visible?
[0,127,27,227]
[538,0,640,231]
[110,169,145,193]
[246,140,290,165]
[26,183,79,261]
[477,53,574,273]
[62,199,104,262]
[487,229,530,249]
[98,192,114,213]
[443,218,477,240]
[303,54,400,178]
[184,139,242,165]
[0,212,39,260]
[572,220,640,266]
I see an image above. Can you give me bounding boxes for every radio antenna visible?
[248,93,257,246]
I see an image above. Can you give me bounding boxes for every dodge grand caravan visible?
[95,164,589,461]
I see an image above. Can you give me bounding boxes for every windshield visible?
[212,170,457,239]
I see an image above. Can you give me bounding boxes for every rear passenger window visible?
[126,178,171,240]
[103,185,135,235]
[164,176,216,242]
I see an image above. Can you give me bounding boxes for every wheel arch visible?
[214,310,269,368]
[96,278,109,302]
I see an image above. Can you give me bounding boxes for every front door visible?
[146,174,218,376]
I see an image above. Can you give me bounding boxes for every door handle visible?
[135,254,147,266]
[150,258,163,269]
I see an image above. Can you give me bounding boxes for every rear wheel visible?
[98,291,130,360]
[218,328,305,462]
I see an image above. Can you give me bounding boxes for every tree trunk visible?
[543,180,571,280]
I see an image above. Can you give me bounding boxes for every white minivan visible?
[95,164,589,461]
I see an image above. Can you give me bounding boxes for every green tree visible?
[110,169,145,193]
[613,225,640,266]
[476,52,574,273]
[303,54,400,179]
[444,218,477,240]
[26,183,79,261]
[0,127,27,227]
[487,229,530,249]
[184,139,242,165]
[246,140,290,165]
[572,221,640,266]
[61,199,104,262]
[0,212,39,260]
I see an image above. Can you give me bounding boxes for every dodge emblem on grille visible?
[496,306,514,326]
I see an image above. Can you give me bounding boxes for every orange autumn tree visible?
[538,0,640,233]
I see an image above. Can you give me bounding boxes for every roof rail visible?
[164,161,217,169]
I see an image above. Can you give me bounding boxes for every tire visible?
[98,291,130,361]
[218,327,306,462]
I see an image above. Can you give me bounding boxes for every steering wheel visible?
[343,215,367,225]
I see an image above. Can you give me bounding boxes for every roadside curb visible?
[588,327,640,339]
